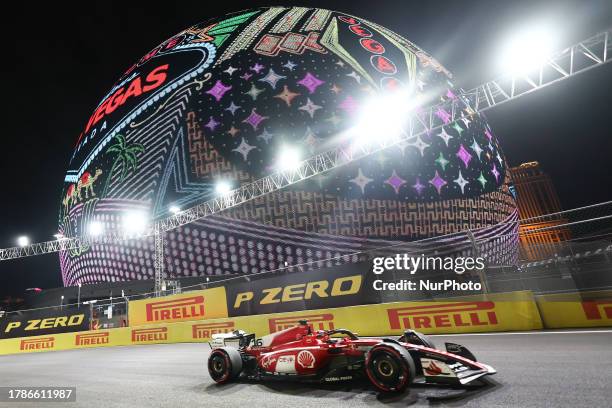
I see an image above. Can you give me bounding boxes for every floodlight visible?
[215,180,232,195]
[500,25,556,74]
[17,236,29,247]
[88,221,104,236]
[169,205,181,214]
[122,211,148,235]
[276,147,302,171]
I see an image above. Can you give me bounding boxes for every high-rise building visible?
[510,161,571,260]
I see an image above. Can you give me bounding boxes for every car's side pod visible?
[445,342,477,361]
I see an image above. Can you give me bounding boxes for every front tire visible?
[208,347,243,383]
[365,343,415,393]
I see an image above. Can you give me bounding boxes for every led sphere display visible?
[59,7,518,285]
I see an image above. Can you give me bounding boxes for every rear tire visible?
[208,347,243,383]
[365,343,415,393]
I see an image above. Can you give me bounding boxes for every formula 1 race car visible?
[207,320,495,393]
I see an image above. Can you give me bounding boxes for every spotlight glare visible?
[353,91,415,147]
[276,147,302,171]
[88,221,104,236]
[215,180,232,195]
[500,25,556,74]
[169,205,181,214]
[17,236,29,247]
[122,211,148,235]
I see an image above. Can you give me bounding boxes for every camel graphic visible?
[77,169,103,200]
[62,169,103,213]
[62,184,79,212]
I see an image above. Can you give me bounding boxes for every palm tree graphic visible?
[102,134,145,196]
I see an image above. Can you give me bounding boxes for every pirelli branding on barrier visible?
[536,291,612,328]
[132,327,168,343]
[20,337,55,351]
[192,321,235,339]
[0,307,90,339]
[386,302,498,331]
[129,287,228,326]
[75,332,110,347]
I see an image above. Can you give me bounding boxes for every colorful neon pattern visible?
[59,7,517,286]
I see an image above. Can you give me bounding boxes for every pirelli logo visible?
[20,337,55,351]
[268,313,335,333]
[192,321,234,339]
[131,327,168,343]
[582,300,612,320]
[145,296,205,322]
[387,302,498,330]
[75,332,110,346]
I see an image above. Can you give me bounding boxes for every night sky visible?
[0,0,610,297]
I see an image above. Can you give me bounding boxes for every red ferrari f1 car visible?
[207,320,495,393]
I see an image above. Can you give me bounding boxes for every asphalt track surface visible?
[0,329,611,408]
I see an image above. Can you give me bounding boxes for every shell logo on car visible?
[297,350,316,368]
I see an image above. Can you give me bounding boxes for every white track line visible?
[430,329,612,337]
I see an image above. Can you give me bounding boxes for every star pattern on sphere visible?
[330,84,342,94]
[454,170,469,194]
[242,108,268,131]
[206,80,232,102]
[335,60,345,67]
[245,84,264,100]
[437,127,453,146]
[496,152,503,164]
[435,107,451,124]
[250,63,264,73]
[485,128,493,141]
[456,144,472,168]
[470,138,483,160]
[477,171,488,189]
[452,121,464,134]
[346,71,361,83]
[491,163,500,182]
[338,96,358,114]
[326,113,341,126]
[259,68,286,89]
[227,126,240,137]
[274,85,300,107]
[299,98,322,118]
[283,60,297,71]
[412,177,425,196]
[204,116,220,131]
[410,136,430,156]
[461,116,471,128]
[385,170,406,194]
[223,65,238,76]
[429,171,447,195]
[225,101,240,115]
[435,152,449,170]
[232,137,256,161]
[302,127,321,153]
[240,72,253,80]
[350,168,373,194]
[257,128,274,144]
[298,72,325,94]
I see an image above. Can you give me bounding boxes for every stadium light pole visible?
[77,283,82,308]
